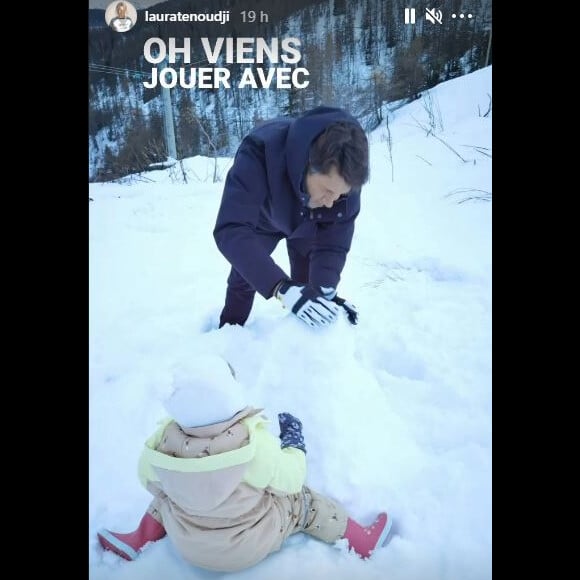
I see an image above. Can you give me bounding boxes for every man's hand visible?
[275,281,340,328]
[278,412,306,453]
[319,287,359,325]
[332,296,359,325]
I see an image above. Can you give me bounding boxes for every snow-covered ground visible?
[89,66,492,580]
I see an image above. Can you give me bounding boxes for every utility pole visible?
[485,27,492,67]
[161,58,177,160]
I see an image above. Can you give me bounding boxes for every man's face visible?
[117,3,126,18]
[305,166,351,209]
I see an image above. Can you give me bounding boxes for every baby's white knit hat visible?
[163,354,245,428]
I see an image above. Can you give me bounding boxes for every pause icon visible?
[404,8,416,24]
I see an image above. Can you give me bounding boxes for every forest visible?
[88,0,492,181]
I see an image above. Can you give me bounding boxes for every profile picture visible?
[105,1,137,33]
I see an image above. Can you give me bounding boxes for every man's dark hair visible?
[309,122,369,189]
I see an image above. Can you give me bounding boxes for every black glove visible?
[332,296,359,325]
[319,287,358,325]
[275,280,340,328]
[278,412,306,453]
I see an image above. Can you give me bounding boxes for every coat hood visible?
[139,408,266,514]
[285,106,361,196]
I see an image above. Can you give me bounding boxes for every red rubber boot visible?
[97,512,166,561]
[343,512,393,559]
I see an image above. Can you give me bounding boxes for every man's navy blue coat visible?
[213,106,363,299]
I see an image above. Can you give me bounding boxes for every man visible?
[214,106,368,329]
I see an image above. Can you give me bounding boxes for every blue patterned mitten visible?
[278,412,306,454]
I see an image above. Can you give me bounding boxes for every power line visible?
[89,51,254,81]
[89,63,151,80]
